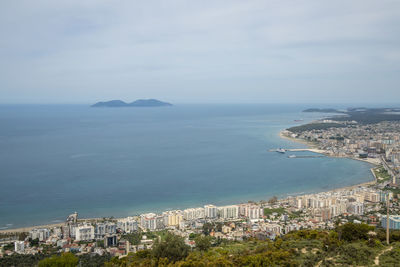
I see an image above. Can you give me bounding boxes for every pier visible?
[268,148,315,152]
[287,155,325,158]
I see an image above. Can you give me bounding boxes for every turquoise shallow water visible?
[0,104,373,228]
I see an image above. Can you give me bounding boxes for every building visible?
[218,205,239,219]
[162,210,183,227]
[347,202,364,215]
[14,241,25,253]
[140,213,158,230]
[104,234,118,247]
[29,228,50,242]
[381,215,400,230]
[117,217,138,233]
[75,224,95,241]
[95,222,117,239]
[204,205,217,218]
[183,208,205,221]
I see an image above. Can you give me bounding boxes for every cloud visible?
[0,0,399,103]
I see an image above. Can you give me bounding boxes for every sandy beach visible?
[279,131,380,166]
[0,222,65,234]
[0,130,379,234]
[0,218,109,234]
[278,130,379,194]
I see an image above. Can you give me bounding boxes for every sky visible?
[0,0,399,104]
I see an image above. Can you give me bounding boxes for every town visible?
[2,116,400,264]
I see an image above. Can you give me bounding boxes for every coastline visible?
[279,131,380,166]
[279,130,378,192]
[0,129,379,235]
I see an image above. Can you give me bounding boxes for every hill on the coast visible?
[302,107,400,124]
[92,99,172,107]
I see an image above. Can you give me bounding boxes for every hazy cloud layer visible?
[1,0,399,104]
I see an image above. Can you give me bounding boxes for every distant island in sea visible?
[92,99,172,108]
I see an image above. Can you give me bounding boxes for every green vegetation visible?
[103,223,396,267]
[303,107,400,124]
[287,123,345,133]
[122,231,143,245]
[264,207,285,216]
[194,235,212,251]
[0,252,111,267]
[38,253,78,267]
[373,166,392,183]
[0,254,46,267]
[4,224,400,266]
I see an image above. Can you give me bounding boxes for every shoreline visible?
[1,130,379,234]
[279,131,380,166]
[279,130,378,192]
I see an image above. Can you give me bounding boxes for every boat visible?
[276,148,286,153]
[288,155,296,158]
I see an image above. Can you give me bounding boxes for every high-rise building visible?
[140,213,158,230]
[29,228,50,242]
[204,205,217,218]
[95,222,117,239]
[218,205,239,219]
[75,224,95,241]
[117,217,138,233]
[14,241,25,253]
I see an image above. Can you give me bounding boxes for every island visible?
[302,108,343,113]
[91,99,172,107]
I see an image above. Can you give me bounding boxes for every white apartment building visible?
[218,205,239,219]
[14,241,25,253]
[29,228,50,242]
[183,208,205,221]
[75,224,95,241]
[117,217,138,233]
[140,213,158,230]
[204,205,217,218]
[95,222,117,239]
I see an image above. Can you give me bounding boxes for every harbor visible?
[269,148,326,158]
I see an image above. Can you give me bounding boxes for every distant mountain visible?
[92,99,172,107]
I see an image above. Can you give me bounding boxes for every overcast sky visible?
[1,0,399,104]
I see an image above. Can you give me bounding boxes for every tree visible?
[268,196,278,205]
[38,253,78,267]
[202,222,213,236]
[151,233,189,263]
[194,235,212,251]
[337,223,374,242]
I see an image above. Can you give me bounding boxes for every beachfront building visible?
[117,217,138,233]
[218,205,239,219]
[183,208,205,221]
[204,205,217,218]
[162,210,183,227]
[239,204,262,219]
[140,213,163,230]
[29,228,50,242]
[381,215,400,230]
[75,224,95,241]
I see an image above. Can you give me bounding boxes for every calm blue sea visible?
[0,104,373,229]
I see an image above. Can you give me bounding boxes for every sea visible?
[0,104,374,229]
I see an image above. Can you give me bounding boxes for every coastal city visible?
[1,113,400,264]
